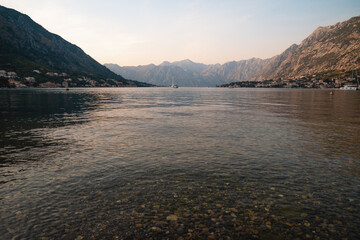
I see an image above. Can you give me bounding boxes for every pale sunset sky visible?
[0,0,359,66]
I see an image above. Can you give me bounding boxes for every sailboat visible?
[170,78,178,88]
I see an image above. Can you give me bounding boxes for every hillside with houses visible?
[0,69,138,88]
[0,6,151,88]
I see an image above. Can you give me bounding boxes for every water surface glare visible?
[1,88,360,239]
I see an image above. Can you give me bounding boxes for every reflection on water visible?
[1,88,360,239]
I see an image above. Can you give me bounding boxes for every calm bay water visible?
[1,88,359,239]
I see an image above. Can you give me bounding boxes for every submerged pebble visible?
[166,215,179,221]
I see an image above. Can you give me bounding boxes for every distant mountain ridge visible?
[105,61,214,87]
[0,5,150,87]
[106,16,360,87]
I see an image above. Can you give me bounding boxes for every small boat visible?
[170,78,178,88]
[339,85,358,90]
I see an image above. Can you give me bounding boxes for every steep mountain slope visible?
[256,16,360,79]
[0,5,149,86]
[254,44,299,80]
[201,58,270,83]
[106,16,359,86]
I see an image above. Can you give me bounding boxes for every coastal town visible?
[1,68,359,89]
[218,74,360,89]
[0,69,134,88]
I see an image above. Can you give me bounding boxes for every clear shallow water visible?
[0,88,359,239]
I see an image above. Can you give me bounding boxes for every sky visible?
[0,0,359,66]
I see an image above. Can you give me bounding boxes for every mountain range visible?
[0,5,150,87]
[106,16,360,87]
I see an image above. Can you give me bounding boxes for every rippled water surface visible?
[1,88,360,239]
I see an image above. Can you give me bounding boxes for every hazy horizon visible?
[0,0,359,66]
